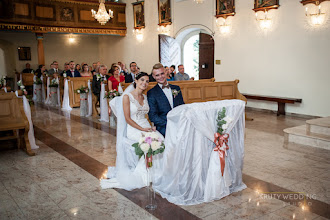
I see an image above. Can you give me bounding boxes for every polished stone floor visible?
[0,105,329,220]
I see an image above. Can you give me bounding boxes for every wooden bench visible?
[0,93,35,156]
[242,93,302,116]
[123,79,246,103]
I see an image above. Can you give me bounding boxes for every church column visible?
[36,33,45,65]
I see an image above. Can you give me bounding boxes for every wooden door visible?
[199,33,214,79]
[159,34,181,68]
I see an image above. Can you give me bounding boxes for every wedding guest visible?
[92,65,109,101]
[174,64,190,81]
[35,65,46,78]
[22,63,34,73]
[165,66,174,81]
[66,61,81,77]
[62,62,69,76]
[75,64,81,72]
[108,65,125,91]
[125,62,139,83]
[91,62,97,74]
[108,63,118,76]
[80,64,92,77]
[48,61,63,76]
[89,66,93,72]
[118,61,128,75]
[169,65,176,78]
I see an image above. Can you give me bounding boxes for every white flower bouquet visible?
[132,132,165,167]
[75,86,89,94]
[49,78,59,87]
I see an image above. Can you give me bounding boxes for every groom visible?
[147,63,185,137]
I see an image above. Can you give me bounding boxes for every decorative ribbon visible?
[214,133,229,176]
[49,91,57,97]
[146,154,153,168]
[80,98,88,101]
[34,88,41,94]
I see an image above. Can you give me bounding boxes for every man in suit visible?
[147,63,185,137]
[66,61,81,77]
[48,61,63,76]
[125,62,139,83]
[92,64,109,102]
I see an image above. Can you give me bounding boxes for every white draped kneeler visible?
[99,83,109,122]
[61,79,72,111]
[153,99,246,205]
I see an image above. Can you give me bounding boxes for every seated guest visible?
[80,64,92,77]
[92,65,109,101]
[108,63,118,76]
[75,64,81,72]
[66,61,81,77]
[91,62,97,74]
[35,65,46,78]
[165,66,174,81]
[169,65,176,78]
[118,61,128,75]
[22,63,34,73]
[125,62,139,83]
[48,61,63,76]
[88,66,93,73]
[174,64,190,81]
[108,65,125,91]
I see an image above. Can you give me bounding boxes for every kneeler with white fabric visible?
[153,99,246,205]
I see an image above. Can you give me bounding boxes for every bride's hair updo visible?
[133,72,149,88]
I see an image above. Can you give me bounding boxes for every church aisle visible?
[0,105,329,219]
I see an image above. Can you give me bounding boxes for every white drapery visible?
[153,99,246,205]
[15,91,39,150]
[99,83,109,122]
[44,77,50,105]
[86,80,93,117]
[61,79,72,111]
[32,75,37,102]
[41,76,46,103]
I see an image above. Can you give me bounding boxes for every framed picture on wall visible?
[132,1,145,29]
[17,47,31,61]
[253,0,279,12]
[158,0,172,26]
[216,0,235,18]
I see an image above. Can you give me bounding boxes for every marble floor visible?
[0,104,329,220]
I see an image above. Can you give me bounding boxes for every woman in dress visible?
[80,64,92,77]
[108,65,125,91]
[75,64,81,72]
[101,72,164,190]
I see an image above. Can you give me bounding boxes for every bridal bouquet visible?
[104,90,120,99]
[49,78,59,87]
[214,107,233,176]
[75,86,89,94]
[132,132,165,168]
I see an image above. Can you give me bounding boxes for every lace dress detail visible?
[126,93,151,141]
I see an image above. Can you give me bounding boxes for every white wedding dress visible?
[101,86,164,190]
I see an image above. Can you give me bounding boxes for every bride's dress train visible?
[101,88,164,190]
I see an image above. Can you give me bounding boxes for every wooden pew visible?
[242,93,302,116]
[66,77,93,107]
[122,79,246,103]
[0,93,35,156]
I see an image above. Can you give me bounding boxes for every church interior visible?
[0,0,329,219]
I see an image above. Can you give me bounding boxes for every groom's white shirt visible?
[158,83,173,109]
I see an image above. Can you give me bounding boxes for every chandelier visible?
[305,5,326,26]
[194,0,204,3]
[91,0,114,25]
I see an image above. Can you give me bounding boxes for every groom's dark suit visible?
[147,84,184,137]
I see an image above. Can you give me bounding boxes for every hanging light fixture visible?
[91,0,114,25]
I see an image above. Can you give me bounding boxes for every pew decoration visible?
[33,76,42,103]
[17,80,27,96]
[105,89,121,127]
[75,86,90,117]
[45,77,51,105]
[0,76,6,89]
[86,80,93,117]
[40,76,46,102]
[62,78,72,111]
[48,78,59,106]
[213,107,233,176]
[99,82,109,122]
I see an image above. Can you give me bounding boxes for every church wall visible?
[112,0,330,117]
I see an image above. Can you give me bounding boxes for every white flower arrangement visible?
[132,131,165,167]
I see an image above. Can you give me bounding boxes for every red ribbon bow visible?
[49,91,57,97]
[214,132,229,176]
[146,154,152,168]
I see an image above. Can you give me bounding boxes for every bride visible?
[101,72,164,190]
